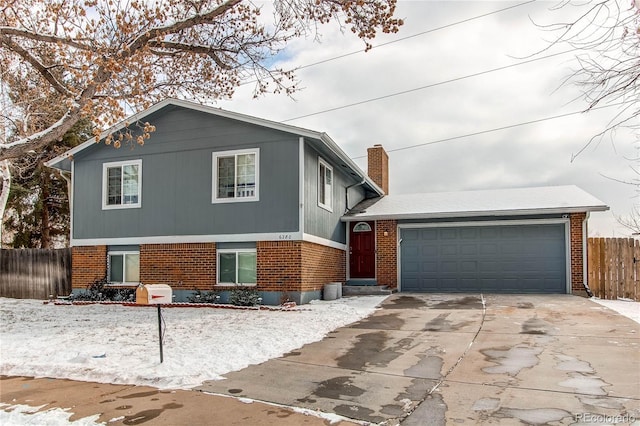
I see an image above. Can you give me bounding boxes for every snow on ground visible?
[0,296,387,390]
[590,297,640,325]
[0,404,103,426]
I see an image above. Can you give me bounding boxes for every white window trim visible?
[212,148,260,203]
[353,222,372,232]
[216,248,258,286]
[318,157,333,212]
[102,159,142,210]
[107,250,140,286]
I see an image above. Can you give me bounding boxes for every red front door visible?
[349,221,376,278]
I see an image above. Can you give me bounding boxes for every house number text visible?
[278,234,293,240]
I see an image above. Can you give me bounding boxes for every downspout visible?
[345,178,366,213]
[582,212,593,297]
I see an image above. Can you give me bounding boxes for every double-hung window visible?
[318,157,333,211]
[108,251,140,285]
[212,148,259,203]
[217,249,257,285]
[102,160,142,209]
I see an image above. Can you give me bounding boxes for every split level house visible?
[47,98,609,304]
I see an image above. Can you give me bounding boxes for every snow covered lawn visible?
[0,296,387,390]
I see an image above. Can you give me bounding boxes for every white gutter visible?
[342,206,610,222]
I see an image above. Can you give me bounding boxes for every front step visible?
[345,278,378,286]
[342,285,395,296]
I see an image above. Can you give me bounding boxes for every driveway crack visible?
[401,293,487,422]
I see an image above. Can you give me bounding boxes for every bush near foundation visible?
[229,287,261,306]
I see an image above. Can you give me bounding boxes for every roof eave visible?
[318,133,384,196]
[342,205,610,222]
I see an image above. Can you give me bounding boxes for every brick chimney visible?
[367,144,389,194]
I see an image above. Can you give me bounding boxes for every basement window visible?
[108,251,140,285]
[217,249,257,285]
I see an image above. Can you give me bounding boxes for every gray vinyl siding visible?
[72,106,299,240]
[303,143,365,244]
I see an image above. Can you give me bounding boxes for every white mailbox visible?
[136,284,173,305]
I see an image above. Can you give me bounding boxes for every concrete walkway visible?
[197,294,640,425]
[0,376,358,425]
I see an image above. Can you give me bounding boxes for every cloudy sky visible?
[216,0,638,237]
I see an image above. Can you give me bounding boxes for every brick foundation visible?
[301,241,346,292]
[570,213,586,292]
[140,243,216,290]
[257,241,302,292]
[257,240,345,293]
[375,220,397,288]
[71,246,107,289]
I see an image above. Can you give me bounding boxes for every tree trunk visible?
[0,160,11,248]
[41,166,51,248]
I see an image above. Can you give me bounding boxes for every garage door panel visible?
[501,243,524,255]
[404,229,420,240]
[460,244,477,255]
[421,246,438,256]
[441,245,458,256]
[441,261,458,273]
[439,229,457,239]
[460,261,478,272]
[404,264,419,274]
[479,228,500,239]
[459,228,477,239]
[400,223,567,293]
[420,229,438,240]
[479,244,499,255]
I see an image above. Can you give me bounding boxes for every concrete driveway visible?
[197,294,640,425]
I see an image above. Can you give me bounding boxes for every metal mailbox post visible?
[136,284,173,363]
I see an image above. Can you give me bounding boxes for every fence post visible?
[587,237,639,301]
[0,248,72,299]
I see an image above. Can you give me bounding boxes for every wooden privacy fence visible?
[0,248,72,299]
[588,238,639,301]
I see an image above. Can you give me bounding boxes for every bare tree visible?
[541,1,640,158]
[617,204,640,234]
[0,0,403,243]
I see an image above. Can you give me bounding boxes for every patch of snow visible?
[204,392,367,425]
[0,296,387,390]
[590,298,640,325]
[0,403,103,426]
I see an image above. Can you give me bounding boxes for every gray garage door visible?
[400,224,567,293]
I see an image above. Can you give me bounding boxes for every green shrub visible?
[229,287,262,306]
[187,289,220,303]
[71,277,135,302]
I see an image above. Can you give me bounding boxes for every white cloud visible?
[219,0,638,236]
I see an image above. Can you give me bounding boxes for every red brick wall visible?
[367,145,389,194]
[570,213,586,292]
[301,241,346,292]
[257,241,302,292]
[375,220,397,288]
[140,243,216,290]
[257,240,345,293]
[72,246,107,289]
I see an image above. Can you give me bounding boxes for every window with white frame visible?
[212,148,259,202]
[108,251,140,285]
[318,157,333,211]
[217,249,257,285]
[102,160,142,209]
